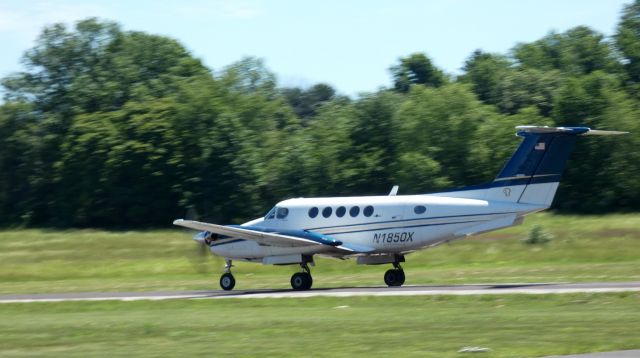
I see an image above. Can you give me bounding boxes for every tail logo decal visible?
[535,142,546,150]
[503,187,512,197]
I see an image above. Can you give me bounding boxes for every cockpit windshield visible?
[264,206,289,220]
[264,207,276,220]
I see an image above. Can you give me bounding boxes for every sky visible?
[0,0,632,96]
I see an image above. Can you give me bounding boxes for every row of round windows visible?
[308,205,373,218]
[307,205,427,219]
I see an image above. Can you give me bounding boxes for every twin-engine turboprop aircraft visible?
[174,126,627,291]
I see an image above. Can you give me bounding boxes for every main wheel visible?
[291,272,313,290]
[396,269,405,286]
[220,272,236,291]
[384,269,405,287]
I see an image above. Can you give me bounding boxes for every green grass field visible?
[1,213,639,294]
[1,213,639,357]
[1,293,639,357]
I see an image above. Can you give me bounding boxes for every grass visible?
[0,293,639,357]
[1,213,639,294]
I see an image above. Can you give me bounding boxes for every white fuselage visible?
[210,194,545,261]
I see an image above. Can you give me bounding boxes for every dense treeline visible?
[1,3,640,228]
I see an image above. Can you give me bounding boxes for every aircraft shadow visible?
[199,282,556,298]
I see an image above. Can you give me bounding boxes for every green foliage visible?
[281,83,338,119]
[523,224,553,245]
[616,0,640,83]
[513,26,620,76]
[0,14,639,228]
[395,83,497,188]
[390,52,446,92]
[461,50,511,104]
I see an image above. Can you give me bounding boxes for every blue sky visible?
[0,0,631,96]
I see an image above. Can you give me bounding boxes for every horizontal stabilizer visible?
[583,129,630,136]
[516,126,629,136]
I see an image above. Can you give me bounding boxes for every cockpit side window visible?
[276,207,289,219]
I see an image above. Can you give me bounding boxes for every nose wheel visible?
[384,262,405,287]
[219,259,236,291]
[291,262,313,290]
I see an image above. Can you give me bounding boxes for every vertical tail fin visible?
[484,126,627,206]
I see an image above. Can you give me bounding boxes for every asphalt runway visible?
[1,281,639,303]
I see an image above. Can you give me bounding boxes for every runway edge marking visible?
[2,286,639,303]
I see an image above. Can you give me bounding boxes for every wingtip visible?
[172,219,184,225]
[584,129,630,136]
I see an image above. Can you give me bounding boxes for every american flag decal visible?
[535,142,546,150]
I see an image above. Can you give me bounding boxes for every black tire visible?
[220,273,236,291]
[384,269,405,287]
[291,272,313,290]
[396,269,405,286]
[303,272,313,290]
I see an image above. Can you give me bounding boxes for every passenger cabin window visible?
[349,206,360,217]
[336,206,346,217]
[322,207,332,218]
[414,205,426,214]
[276,207,289,219]
[308,207,319,218]
[363,205,374,217]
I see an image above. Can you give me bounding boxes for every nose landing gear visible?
[219,259,236,291]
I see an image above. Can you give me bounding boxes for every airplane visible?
[174,125,627,291]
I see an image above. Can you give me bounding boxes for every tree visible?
[552,71,640,212]
[0,103,41,225]
[513,26,619,76]
[494,68,563,116]
[616,0,640,83]
[390,53,446,92]
[460,50,511,104]
[2,18,207,115]
[281,83,337,119]
[394,83,496,189]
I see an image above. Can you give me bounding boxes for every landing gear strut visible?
[384,261,405,287]
[219,259,236,291]
[291,261,313,291]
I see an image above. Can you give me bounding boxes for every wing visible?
[173,219,342,248]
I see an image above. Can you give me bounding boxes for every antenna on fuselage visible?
[388,185,399,196]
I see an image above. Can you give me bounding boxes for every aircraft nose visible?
[192,231,206,244]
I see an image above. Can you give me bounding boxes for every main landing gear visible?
[219,259,236,291]
[384,261,405,287]
[290,262,313,291]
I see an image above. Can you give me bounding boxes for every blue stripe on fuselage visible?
[322,220,481,235]
[305,211,518,232]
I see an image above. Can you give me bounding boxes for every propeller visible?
[183,207,212,274]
